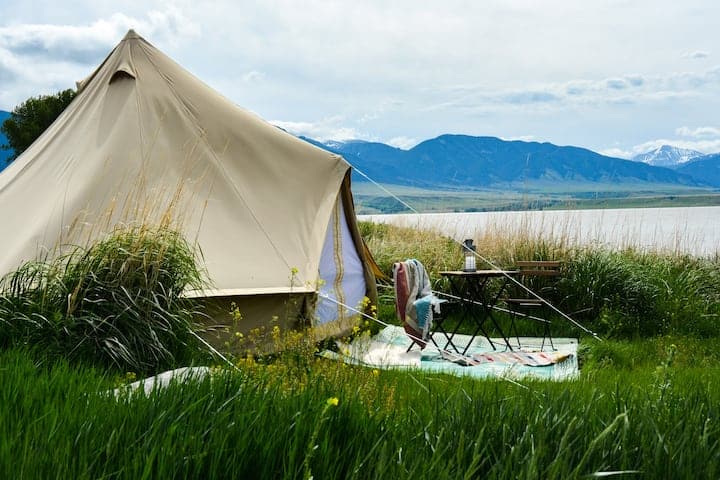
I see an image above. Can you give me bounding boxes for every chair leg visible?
[432,320,461,354]
[429,334,445,352]
[509,311,522,349]
[539,321,555,351]
[406,339,424,352]
[546,323,555,351]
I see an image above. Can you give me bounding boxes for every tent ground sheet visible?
[321,325,579,381]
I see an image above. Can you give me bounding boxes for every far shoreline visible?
[354,190,720,215]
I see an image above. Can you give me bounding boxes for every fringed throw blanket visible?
[393,259,441,349]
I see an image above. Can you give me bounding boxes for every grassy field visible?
[0,224,719,478]
[2,341,720,479]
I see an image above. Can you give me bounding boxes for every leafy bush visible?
[558,249,720,337]
[0,226,207,372]
[1,88,77,161]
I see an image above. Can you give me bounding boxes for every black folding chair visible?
[504,261,561,351]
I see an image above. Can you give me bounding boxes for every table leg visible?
[443,275,515,355]
[482,277,514,351]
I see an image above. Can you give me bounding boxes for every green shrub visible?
[557,249,720,337]
[0,226,207,373]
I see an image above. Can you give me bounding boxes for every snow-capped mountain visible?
[303,134,703,188]
[632,145,704,168]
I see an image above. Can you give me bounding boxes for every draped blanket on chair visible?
[393,259,441,349]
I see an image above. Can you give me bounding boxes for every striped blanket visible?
[442,350,572,367]
[471,351,572,367]
[393,259,437,349]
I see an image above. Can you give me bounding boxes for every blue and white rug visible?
[321,325,579,381]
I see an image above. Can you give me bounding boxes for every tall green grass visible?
[360,221,720,339]
[2,345,720,479]
[0,226,207,373]
[558,249,720,337]
[1,221,719,477]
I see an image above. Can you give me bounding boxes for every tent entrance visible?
[317,193,367,327]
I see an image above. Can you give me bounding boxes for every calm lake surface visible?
[360,206,720,257]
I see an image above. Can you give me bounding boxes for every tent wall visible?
[339,174,380,305]
[204,174,378,346]
[198,293,315,355]
[0,30,349,299]
[315,173,379,325]
[317,187,366,326]
[0,30,378,348]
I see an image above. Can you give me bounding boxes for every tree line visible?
[1,89,76,162]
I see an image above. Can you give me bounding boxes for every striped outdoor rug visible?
[470,351,572,367]
[440,349,572,367]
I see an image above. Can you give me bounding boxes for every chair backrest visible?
[515,261,562,278]
[513,261,562,296]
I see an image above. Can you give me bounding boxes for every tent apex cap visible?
[123,29,141,40]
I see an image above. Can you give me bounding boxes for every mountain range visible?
[629,145,720,187]
[304,135,719,189]
[676,154,720,187]
[2,107,719,190]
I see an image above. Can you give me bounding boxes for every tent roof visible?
[0,30,351,296]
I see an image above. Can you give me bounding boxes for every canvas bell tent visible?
[0,30,377,342]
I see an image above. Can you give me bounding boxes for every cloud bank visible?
[1,1,719,157]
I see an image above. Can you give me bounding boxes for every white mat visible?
[322,325,579,381]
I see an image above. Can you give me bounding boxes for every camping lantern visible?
[462,239,477,272]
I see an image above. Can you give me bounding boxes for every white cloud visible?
[419,67,720,116]
[625,74,644,87]
[0,7,200,109]
[683,50,710,59]
[605,78,628,90]
[3,1,720,158]
[385,136,418,150]
[270,117,369,142]
[509,135,540,143]
[675,126,720,138]
[242,70,265,83]
[0,8,198,62]
[598,147,633,159]
[601,126,720,158]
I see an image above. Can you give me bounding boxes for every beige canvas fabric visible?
[0,30,370,310]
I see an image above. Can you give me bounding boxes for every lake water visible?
[359,206,720,257]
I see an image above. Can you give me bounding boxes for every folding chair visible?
[393,259,454,352]
[504,261,561,351]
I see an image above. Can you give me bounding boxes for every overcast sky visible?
[1,0,719,158]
